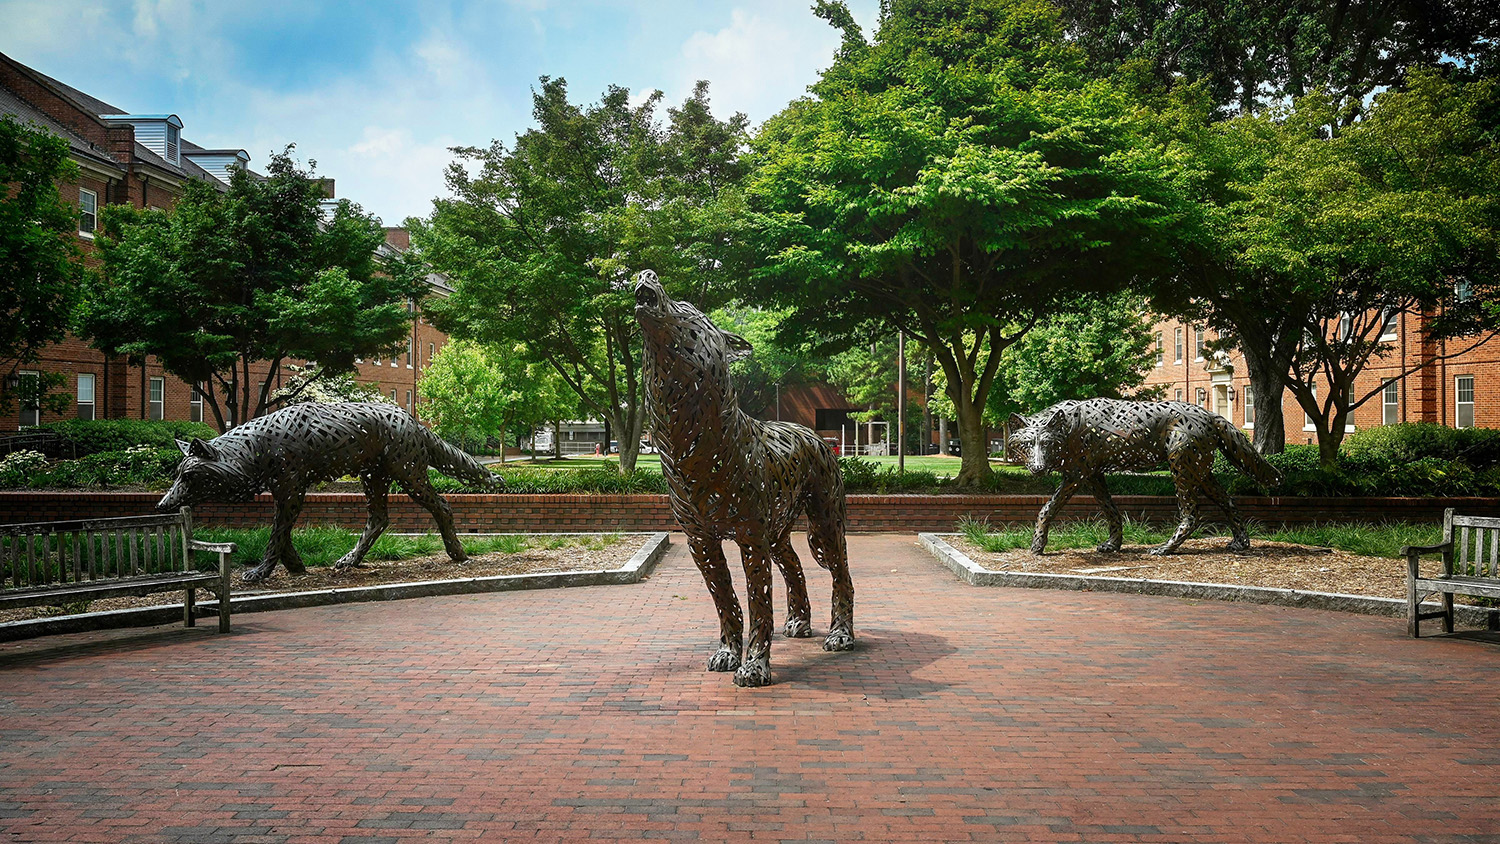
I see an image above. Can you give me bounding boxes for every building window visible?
[1154,332,1163,366]
[76,373,95,421]
[405,390,412,411]
[390,388,398,402]
[1383,380,1399,426]
[1174,388,1182,402]
[407,337,414,368]
[17,370,39,428]
[79,188,97,236]
[1174,328,1183,364]
[1195,387,1206,407]
[372,356,380,367]
[1304,385,1317,432]
[1244,384,1255,428]
[1456,280,1474,303]
[1337,312,1352,341]
[165,123,180,163]
[1456,375,1475,429]
[1380,310,1399,341]
[148,377,164,420]
[190,383,205,423]
[428,342,435,362]
[1195,328,1205,361]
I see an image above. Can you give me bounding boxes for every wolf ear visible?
[1007,412,1028,430]
[175,439,192,457]
[188,438,218,461]
[721,331,753,362]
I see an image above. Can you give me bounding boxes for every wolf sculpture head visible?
[157,437,257,511]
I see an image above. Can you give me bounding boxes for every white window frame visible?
[1174,328,1183,364]
[1195,387,1206,407]
[1456,280,1474,303]
[76,373,96,421]
[1154,332,1163,367]
[390,388,398,402]
[1174,388,1182,403]
[190,382,205,423]
[1380,310,1399,342]
[1382,379,1399,426]
[17,370,40,428]
[405,389,412,411]
[148,376,165,421]
[78,187,97,237]
[428,342,435,362]
[1304,385,1317,432]
[1243,383,1255,429]
[406,337,414,368]
[1457,375,1475,429]
[1195,328,1205,361]
[1337,312,1352,341]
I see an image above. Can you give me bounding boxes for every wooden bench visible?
[0,507,234,634]
[1403,508,1500,637]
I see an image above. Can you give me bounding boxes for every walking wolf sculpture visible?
[635,270,855,687]
[158,402,502,582]
[1008,399,1280,556]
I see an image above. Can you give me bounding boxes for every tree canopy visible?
[80,150,425,431]
[0,116,83,414]
[419,339,571,454]
[745,0,1186,483]
[414,78,748,473]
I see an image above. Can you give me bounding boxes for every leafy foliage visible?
[418,339,571,451]
[24,419,218,457]
[81,149,425,430]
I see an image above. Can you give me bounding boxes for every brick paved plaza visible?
[2,534,1498,842]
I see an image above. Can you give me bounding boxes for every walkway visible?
[1,535,1497,842]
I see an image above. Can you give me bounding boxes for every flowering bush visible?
[0,449,48,486]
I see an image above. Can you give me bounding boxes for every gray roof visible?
[0,84,123,172]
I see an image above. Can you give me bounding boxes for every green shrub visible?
[27,419,218,457]
[0,446,180,490]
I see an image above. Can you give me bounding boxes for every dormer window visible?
[165,123,179,163]
[98,114,184,166]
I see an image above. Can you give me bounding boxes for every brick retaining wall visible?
[2,492,1497,532]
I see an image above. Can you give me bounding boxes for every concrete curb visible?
[0,532,671,643]
[919,532,1499,627]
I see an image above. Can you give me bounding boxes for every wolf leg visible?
[806,502,855,652]
[245,485,307,582]
[1198,475,1251,551]
[1086,473,1124,552]
[1156,436,1210,555]
[1032,477,1083,554]
[336,471,390,570]
[771,529,813,638]
[734,539,777,687]
[687,533,743,672]
[401,473,467,562]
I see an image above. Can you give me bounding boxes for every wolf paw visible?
[1149,544,1176,557]
[707,648,741,672]
[1096,540,1122,553]
[1029,539,1048,554]
[331,553,368,571]
[1225,537,1250,551]
[784,618,813,638]
[733,657,772,687]
[240,564,275,583]
[823,629,855,652]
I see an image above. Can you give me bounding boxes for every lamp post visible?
[897,332,906,474]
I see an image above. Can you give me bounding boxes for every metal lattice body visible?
[1007,399,1280,555]
[158,402,501,581]
[635,271,855,687]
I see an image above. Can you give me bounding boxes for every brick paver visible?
[1,534,1497,842]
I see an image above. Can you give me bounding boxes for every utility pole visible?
[897,331,906,474]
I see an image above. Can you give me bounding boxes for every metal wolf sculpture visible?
[635,270,855,687]
[1008,398,1280,556]
[158,402,502,582]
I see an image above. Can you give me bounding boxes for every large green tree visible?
[746,0,1184,483]
[414,79,748,473]
[0,117,83,415]
[419,339,571,456]
[81,150,425,430]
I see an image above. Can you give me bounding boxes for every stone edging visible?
[918,532,1498,627]
[0,532,671,643]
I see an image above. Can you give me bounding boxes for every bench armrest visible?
[1401,541,1452,557]
[189,540,237,554]
[1404,540,1454,580]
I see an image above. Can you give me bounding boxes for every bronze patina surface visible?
[635,270,854,687]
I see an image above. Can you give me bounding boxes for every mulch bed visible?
[0,537,634,624]
[950,536,1421,599]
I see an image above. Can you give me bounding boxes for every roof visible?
[0,84,123,172]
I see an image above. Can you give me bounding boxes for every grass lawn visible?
[192,527,622,570]
[502,453,1012,478]
[959,518,1442,559]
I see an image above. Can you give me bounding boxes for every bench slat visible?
[0,513,188,536]
[1453,514,1500,530]
[0,572,222,611]
[1412,576,1500,600]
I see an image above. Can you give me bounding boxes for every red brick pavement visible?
[1,534,1498,843]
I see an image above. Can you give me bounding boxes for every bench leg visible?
[184,586,196,628]
[1443,592,1455,634]
[1407,584,1421,638]
[218,551,231,634]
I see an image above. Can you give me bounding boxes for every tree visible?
[0,116,83,415]
[746,0,1184,484]
[1055,0,1499,120]
[414,79,749,473]
[418,339,571,456]
[80,149,425,431]
[708,305,822,418]
[1233,71,1500,466]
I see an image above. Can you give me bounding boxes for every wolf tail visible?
[424,431,504,491]
[1210,415,1280,489]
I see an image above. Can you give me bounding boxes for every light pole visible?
[897,331,906,474]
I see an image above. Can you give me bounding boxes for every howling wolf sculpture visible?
[1008,398,1280,556]
[635,270,855,687]
[158,402,502,582]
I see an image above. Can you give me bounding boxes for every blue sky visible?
[1,0,880,225]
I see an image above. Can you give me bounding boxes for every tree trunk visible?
[1242,353,1286,455]
[938,418,949,456]
[955,401,992,486]
[1316,421,1345,469]
[612,405,644,474]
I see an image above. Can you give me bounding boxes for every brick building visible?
[0,52,449,431]
[1142,308,1500,445]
